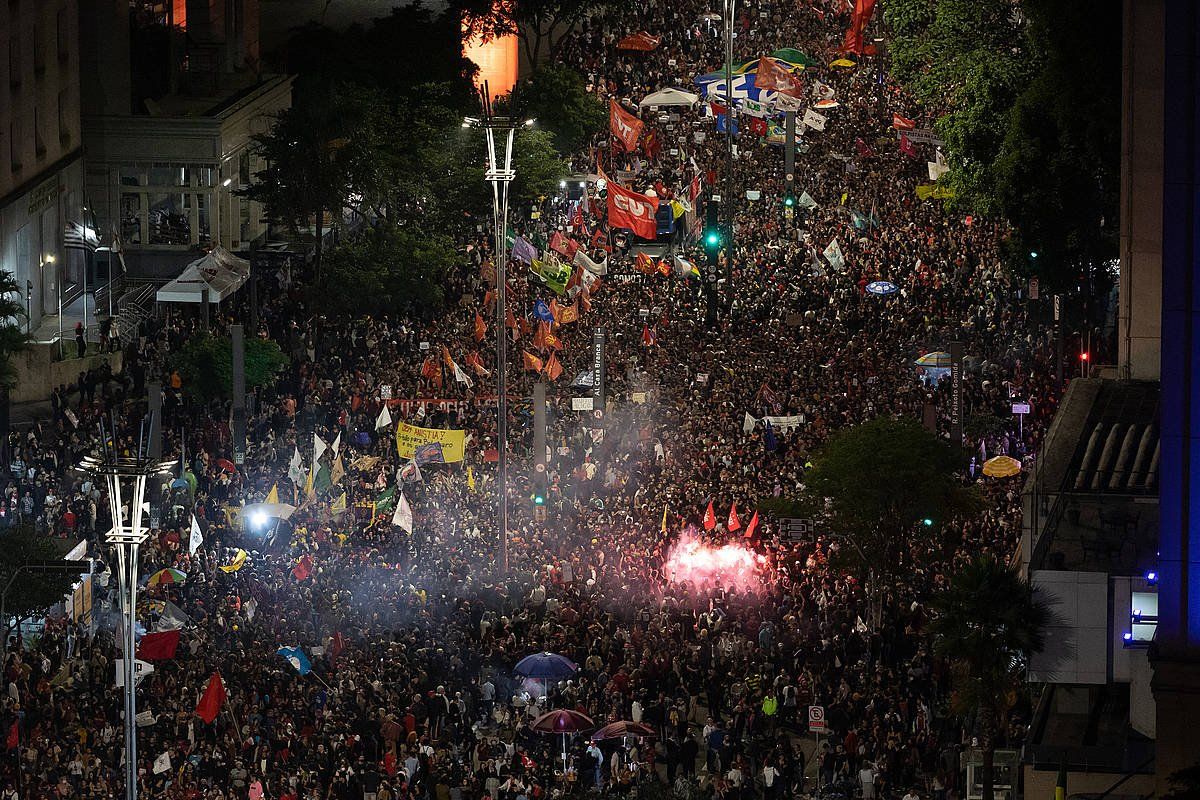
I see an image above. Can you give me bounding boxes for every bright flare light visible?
[248,511,268,529]
[664,530,765,593]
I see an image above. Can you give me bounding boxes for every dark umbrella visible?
[514,652,578,680]
[591,721,657,741]
[530,709,595,773]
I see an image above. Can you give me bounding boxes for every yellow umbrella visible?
[982,455,1022,478]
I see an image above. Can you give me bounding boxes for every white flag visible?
[331,432,342,456]
[415,403,426,421]
[153,751,172,774]
[155,600,190,631]
[188,515,203,555]
[392,491,413,533]
[802,108,827,131]
[245,597,257,621]
[312,434,328,466]
[453,362,474,388]
[743,412,757,434]
[797,191,817,210]
[927,149,949,181]
[288,447,305,486]
[812,80,835,101]
[573,248,607,276]
[823,238,845,271]
[773,93,803,112]
[375,405,393,431]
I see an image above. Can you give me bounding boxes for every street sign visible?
[1053,295,1061,322]
[808,705,827,733]
[1011,403,1031,415]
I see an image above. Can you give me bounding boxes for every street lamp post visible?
[722,0,736,298]
[78,415,174,800]
[468,85,525,574]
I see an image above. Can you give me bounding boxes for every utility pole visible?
[722,0,737,300]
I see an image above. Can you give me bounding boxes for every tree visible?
[800,417,980,575]
[171,335,288,403]
[0,527,79,651]
[315,225,464,320]
[455,0,616,70]
[0,270,30,454]
[505,65,606,154]
[930,556,1049,800]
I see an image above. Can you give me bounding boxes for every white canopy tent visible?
[639,88,701,108]
[155,247,250,304]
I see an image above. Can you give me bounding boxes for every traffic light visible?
[922,518,933,527]
[703,202,721,264]
[784,192,796,209]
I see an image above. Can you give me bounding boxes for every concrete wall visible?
[1024,765,1154,800]
[10,345,122,404]
[1117,0,1163,381]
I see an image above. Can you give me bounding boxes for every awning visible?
[639,88,701,108]
[155,247,249,304]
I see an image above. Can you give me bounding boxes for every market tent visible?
[640,88,701,107]
[155,247,249,304]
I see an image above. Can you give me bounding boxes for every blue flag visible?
[533,300,554,322]
[277,646,312,675]
[715,114,740,137]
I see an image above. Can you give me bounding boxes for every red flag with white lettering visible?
[610,100,644,152]
[703,501,717,531]
[605,176,659,240]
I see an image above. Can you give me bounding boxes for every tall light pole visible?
[467,84,530,574]
[722,0,737,297]
[78,414,174,800]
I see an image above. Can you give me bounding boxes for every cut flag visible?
[703,501,717,531]
[137,629,181,661]
[743,510,760,539]
[605,172,660,240]
[194,671,227,723]
[728,502,742,532]
[609,99,644,152]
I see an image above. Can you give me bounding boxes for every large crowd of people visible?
[1,1,1071,799]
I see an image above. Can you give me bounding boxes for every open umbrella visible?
[591,721,657,741]
[915,351,951,368]
[515,652,578,680]
[216,458,237,473]
[771,48,818,68]
[982,455,1022,478]
[148,568,186,587]
[865,280,898,296]
[531,709,595,774]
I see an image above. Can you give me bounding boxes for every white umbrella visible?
[639,88,701,108]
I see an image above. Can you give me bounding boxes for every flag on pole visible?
[136,629,181,661]
[195,671,227,723]
[265,484,279,504]
[376,404,393,431]
[277,646,312,676]
[743,510,760,539]
[474,312,487,342]
[153,751,172,775]
[4,721,17,751]
[288,447,305,486]
[155,600,190,632]
[661,506,668,534]
[393,492,413,533]
[188,515,203,555]
[703,501,717,531]
[292,554,313,581]
[218,549,248,573]
[728,502,742,532]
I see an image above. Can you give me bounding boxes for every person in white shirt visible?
[860,764,877,799]
[903,791,921,800]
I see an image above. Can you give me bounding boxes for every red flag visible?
[635,251,656,274]
[743,511,760,539]
[855,137,874,158]
[841,0,878,55]
[644,129,662,160]
[465,351,489,376]
[657,259,672,277]
[703,501,717,531]
[474,312,487,342]
[609,99,644,152]
[754,56,804,97]
[605,174,660,240]
[558,302,579,325]
[899,135,919,159]
[330,631,346,664]
[194,671,227,724]
[543,352,564,381]
[532,320,547,349]
[727,502,741,532]
[523,352,543,372]
[550,231,571,257]
[292,554,313,581]
[641,325,656,347]
[747,117,769,137]
[892,113,916,130]
[5,720,17,751]
[137,629,181,661]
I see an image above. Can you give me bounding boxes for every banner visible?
[605,175,660,240]
[395,422,466,462]
[610,100,643,152]
[754,56,804,97]
[802,108,827,131]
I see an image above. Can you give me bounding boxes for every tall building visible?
[79,0,292,277]
[0,0,84,331]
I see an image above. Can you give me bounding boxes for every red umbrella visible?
[591,720,656,741]
[530,709,594,734]
[216,458,237,473]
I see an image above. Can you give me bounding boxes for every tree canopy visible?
[801,416,980,574]
[0,527,80,637]
[0,270,29,390]
[884,0,1120,291]
[455,0,617,69]
[171,335,289,403]
[504,65,607,155]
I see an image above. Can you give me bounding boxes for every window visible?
[9,119,21,172]
[148,164,185,187]
[33,105,45,158]
[148,193,188,245]
[57,88,70,145]
[119,167,142,187]
[9,36,20,90]
[120,194,142,244]
[193,193,212,246]
[57,8,68,63]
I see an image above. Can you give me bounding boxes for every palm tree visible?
[930,556,1049,800]
[0,270,29,453]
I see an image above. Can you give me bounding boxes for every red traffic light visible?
[1080,352,1090,361]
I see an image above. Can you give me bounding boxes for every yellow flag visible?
[330,455,346,486]
[219,549,248,573]
[330,492,347,515]
[467,466,476,492]
[266,484,279,504]
[224,505,243,529]
[661,506,668,534]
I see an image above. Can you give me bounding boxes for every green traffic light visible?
[705,231,720,247]
[784,194,795,207]
[534,494,545,506]
[922,518,933,526]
